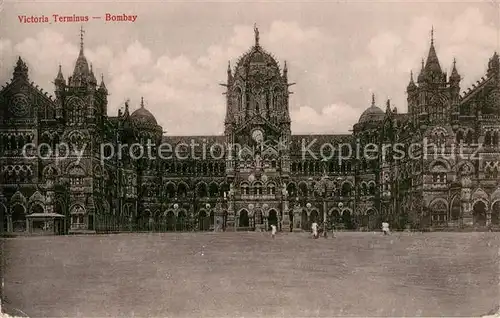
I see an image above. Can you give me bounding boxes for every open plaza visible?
[2,231,499,317]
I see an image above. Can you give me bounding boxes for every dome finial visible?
[80,25,85,51]
[141,96,145,108]
[254,23,260,47]
[371,93,375,106]
[125,99,130,113]
[431,25,434,45]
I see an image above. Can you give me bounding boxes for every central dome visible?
[233,26,281,77]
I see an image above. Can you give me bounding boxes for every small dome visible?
[131,104,157,126]
[358,105,384,124]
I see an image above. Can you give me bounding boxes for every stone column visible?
[281,206,289,232]
[45,179,55,214]
[462,201,473,226]
[281,188,290,231]
[486,208,491,226]
[323,200,327,224]
[7,215,12,233]
[293,207,301,232]
[225,191,236,231]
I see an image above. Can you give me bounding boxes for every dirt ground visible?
[2,231,499,317]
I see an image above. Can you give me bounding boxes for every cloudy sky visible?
[1,0,499,135]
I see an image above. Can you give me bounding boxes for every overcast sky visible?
[1,0,499,135]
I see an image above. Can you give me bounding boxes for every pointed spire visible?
[226,61,233,84]
[98,73,107,92]
[55,64,65,86]
[450,57,460,83]
[71,26,90,86]
[418,58,425,83]
[89,63,97,84]
[254,23,260,47]
[13,56,29,81]
[423,27,443,78]
[407,70,417,91]
[488,51,500,77]
[283,60,288,79]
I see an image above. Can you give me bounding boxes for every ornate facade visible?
[1,28,500,235]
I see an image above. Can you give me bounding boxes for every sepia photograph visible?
[1,0,500,317]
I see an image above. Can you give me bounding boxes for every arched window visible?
[197,183,208,198]
[235,87,242,112]
[209,183,219,197]
[466,130,474,144]
[485,131,492,146]
[273,87,280,110]
[241,182,249,195]
[254,182,262,195]
[267,183,276,195]
[431,162,448,183]
[286,183,297,197]
[266,91,271,114]
[299,182,308,197]
[245,90,250,116]
[341,182,352,197]
[368,182,376,195]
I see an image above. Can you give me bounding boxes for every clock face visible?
[9,94,29,117]
[252,129,264,143]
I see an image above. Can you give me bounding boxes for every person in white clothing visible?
[271,224,277,239]
[382,221,390,235]
[311,222,318,239]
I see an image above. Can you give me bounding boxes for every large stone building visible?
[1,28,500,235]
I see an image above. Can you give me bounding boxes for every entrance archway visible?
[491,201,500,225]
[310,210,319,224]
[1,204,7,233]
[209,211,215,229]
[166,211,176,231]
[342,210,353,229]
[366,209,377,230]
[254,209,263,225]
[239,209,249,227]
[11,204,26,232]
[301,210,308,230]
[176,210,187,231]
[473,201,487,226]
[329,210,340,229]
[268,209,278,230]
[199,210,210,231]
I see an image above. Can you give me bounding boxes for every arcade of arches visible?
[1,27,500,235]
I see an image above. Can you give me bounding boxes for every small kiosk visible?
[26,212,66,235]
